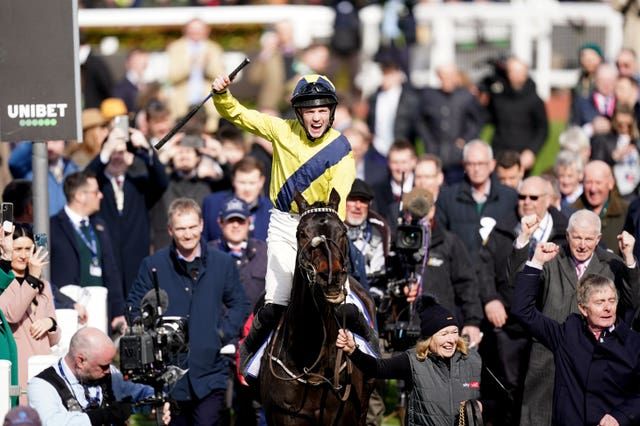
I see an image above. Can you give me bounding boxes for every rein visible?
[267,205,353,401]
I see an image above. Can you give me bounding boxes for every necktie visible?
[80,219,91,241]
[528,236,538,258]
[576,263,586,279]
[112,176,124,214]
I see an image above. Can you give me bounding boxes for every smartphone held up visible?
[1,203,13,233]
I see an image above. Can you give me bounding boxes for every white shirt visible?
[372,85,402,156]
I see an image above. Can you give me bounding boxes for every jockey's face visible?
[299,106,331,139]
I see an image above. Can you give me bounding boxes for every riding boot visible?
[239,303,286,375]
[335,304,380,354]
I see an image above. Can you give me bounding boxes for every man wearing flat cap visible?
[345,179,391,294]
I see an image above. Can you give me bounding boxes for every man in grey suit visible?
[513,209,639,426]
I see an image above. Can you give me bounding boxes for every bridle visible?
[267,206,353,401]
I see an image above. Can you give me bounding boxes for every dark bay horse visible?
[259,189,377,425]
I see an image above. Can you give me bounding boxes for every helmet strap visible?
[295,104,337,141]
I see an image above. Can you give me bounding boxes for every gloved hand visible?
[86,400,132,425]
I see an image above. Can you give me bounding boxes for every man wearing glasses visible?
[49,170,126,332]
[435,140,518,261]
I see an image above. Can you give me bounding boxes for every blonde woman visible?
[336,295,483,426]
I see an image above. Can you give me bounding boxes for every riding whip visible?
[153,57,251,150]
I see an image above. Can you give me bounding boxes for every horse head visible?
[294,188,349,305]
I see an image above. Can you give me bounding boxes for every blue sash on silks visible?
[245,288,378,378]
[275,134,351,212]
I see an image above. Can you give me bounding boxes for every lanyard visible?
[58,359,101,409]
[72,220,98,258]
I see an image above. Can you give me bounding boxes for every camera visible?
[376,214,430,352]
[119,315,188,386]
[395,224,424,252]
[120,271,189,403]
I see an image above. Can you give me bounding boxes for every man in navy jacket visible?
[50,170,125,330]
[127,198,249,425]
[513,227,640,426]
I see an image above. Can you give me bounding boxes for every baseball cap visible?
[3,406,41,426]
[219,197,250,221]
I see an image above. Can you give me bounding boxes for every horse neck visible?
[286,270,338,366]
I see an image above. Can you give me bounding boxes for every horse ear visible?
[293,189,309,213]
[328,188,341,210]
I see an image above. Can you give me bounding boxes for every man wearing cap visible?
[208,197,267,311]
[202,156,273,244]
[127,198,248,425]
[207,197,267,426]
[345,179,391,294]
[3,406,41,426]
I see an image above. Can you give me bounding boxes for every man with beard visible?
[28,327,171,425]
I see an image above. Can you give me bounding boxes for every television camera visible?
[377,188,431,353]
[120,269,188,423]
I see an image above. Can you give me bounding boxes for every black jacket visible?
[422,224,483,327]
[435,176,519,259]
[488,78,548,155]
[418,87,485,169]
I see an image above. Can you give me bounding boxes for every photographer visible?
[86,123,168,298]
[27,327,170,426]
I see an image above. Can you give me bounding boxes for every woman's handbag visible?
[458,399,484,426]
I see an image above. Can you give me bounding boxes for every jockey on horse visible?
[211,73,379,374]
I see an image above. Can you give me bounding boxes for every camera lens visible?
[402,232,419,247]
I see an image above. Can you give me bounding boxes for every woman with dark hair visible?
[336,295,484,426]
[0,223,60,403]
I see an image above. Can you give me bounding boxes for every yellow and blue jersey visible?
[213,91,355,219]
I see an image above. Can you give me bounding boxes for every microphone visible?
[405,194,432,220]
[140,288,169,328]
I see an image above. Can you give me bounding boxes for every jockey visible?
[211,74,378,373]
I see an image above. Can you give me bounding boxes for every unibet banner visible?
[0,0,81,142]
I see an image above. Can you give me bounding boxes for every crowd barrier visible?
[78,1,623,100]
[0,287,108,419]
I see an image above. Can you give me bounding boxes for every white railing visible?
[78,2,623,101]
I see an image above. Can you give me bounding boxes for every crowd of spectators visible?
[2,3,640,424]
